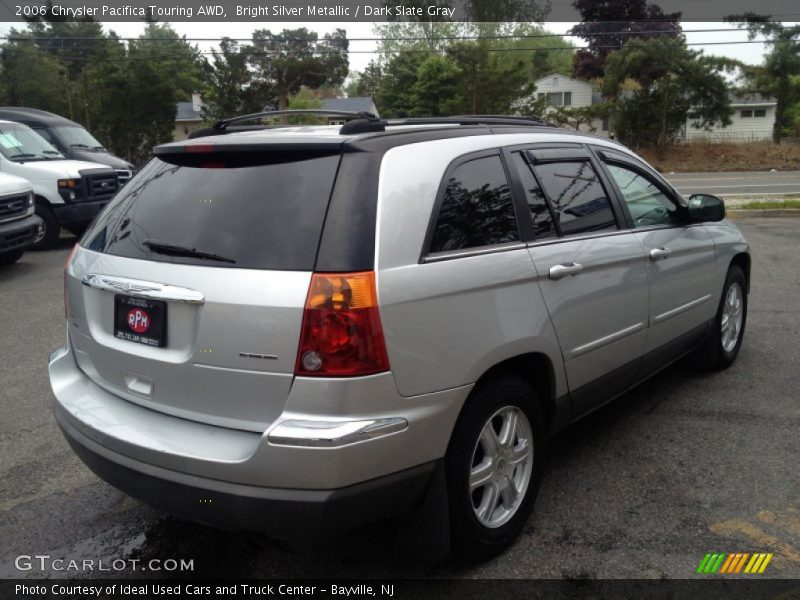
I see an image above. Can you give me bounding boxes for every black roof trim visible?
[214,109,378,129]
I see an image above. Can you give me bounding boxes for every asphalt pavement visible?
[1,220,799,579]
[663,171,800,198]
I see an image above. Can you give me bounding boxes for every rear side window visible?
[82,154,340,270]
[531,161,617,236]
[429,155,519,254]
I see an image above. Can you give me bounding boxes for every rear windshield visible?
[82,154,340,270]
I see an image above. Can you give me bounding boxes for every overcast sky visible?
[0,20,782,75]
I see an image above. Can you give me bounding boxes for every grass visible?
[735,199,800,210]
[638,142,800,173]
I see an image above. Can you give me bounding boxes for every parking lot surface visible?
[1,219,798,579]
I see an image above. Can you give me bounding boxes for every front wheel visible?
[445,374,545,559]
[698,265,747,370]
[32,204,60,250]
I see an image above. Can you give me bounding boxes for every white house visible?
[514,73,610,136]
[684,93,777,142]
[173,92,204,141]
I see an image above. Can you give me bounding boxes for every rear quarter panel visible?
[373,136,566,399]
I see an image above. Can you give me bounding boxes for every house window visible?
[543,92,571,108]
[753,109,767,118]
[553,77,558,86]
[741,109,753,118]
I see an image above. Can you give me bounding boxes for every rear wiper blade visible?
[143,239,236,264]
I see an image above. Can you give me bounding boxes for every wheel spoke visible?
[470,460,494,491]
[477,481,500,522]
[480,424,500,457]
[500,477,518,507]
[498,410,518,448]
[509,439,531,467]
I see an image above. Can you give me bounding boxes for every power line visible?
[0,26,791,43]
[44,38,783,62]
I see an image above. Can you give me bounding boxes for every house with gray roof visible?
[685,92,777,142]
[173,93,204,141]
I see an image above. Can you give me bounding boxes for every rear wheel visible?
[698,265,747,370]
[32,204,60,250]
[445,374,545,559]
[0,249,24,265]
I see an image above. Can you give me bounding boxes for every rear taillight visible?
[295,271,390,377]
[64,244,77,319]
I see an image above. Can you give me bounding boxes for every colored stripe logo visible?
[696,552,773,574]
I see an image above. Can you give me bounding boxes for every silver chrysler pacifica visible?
[49,113,750,558]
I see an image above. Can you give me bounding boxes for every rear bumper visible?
[0,214,41,253]
[49,340,468,537]
[52,199,108,226]
[59,411,437,540]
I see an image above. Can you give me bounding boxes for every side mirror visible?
[687,194,725,223]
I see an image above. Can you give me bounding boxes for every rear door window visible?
[530,160,617,236]
[429,154,519,254]
[82,154,341,270]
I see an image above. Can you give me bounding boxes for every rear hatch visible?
[65,140,342,432]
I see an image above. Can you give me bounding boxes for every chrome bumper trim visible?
[268,417,408,448]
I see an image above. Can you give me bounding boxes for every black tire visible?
[697,265,747,370]
[32,203,60,250]
[445,374,545,559]
[0,248,25,265]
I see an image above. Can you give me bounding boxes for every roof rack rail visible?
[388,115,546,127]
[213,109,379,130]
[338,114,547,135]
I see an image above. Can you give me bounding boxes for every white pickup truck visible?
[0,171,42,265]
[0,120,119,249]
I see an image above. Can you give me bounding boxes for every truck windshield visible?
[0,123,64,161]
[54,125,105,150]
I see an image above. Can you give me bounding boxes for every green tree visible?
[727,15,800,144]
[603,36,731,148]
[347,61,382,99]
[571,0,682,80]
[0,29,67,113]
[286,86,324,124]
[90,23,202,165]
[377,52,427,117]
[201,37,270,122]
[249,28,348,122]
[413,55,462,116]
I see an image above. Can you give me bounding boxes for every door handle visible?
[549,262,583,280]
[649,247,671,261]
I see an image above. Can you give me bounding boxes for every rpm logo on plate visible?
[127,307,150,333]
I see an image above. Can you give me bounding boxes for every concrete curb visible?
[727,209,800,219]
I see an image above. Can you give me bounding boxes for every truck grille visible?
[85,172,119,202]
[115,169,133,186]
[0,193,29,222]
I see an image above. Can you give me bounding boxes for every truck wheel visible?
[445,374,545,559]
[0,249,25,265]
[32,204,60,250]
